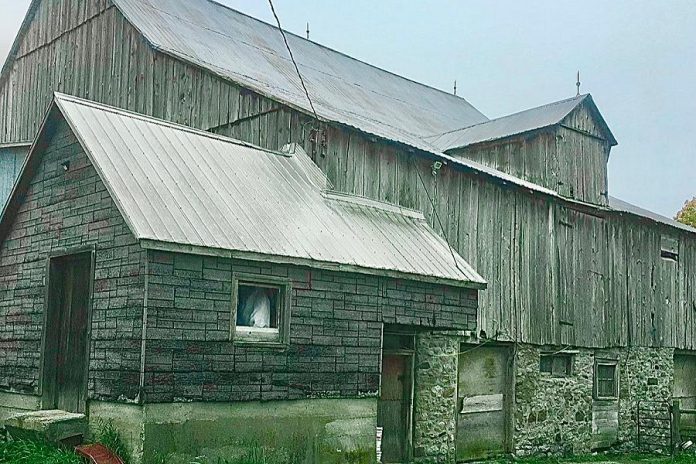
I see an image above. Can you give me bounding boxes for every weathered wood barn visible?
[0,0,694,462]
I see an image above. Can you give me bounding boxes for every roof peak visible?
[427,94,589,140]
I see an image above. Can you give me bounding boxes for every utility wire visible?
[267,0,319,123]
[412,157,466,276]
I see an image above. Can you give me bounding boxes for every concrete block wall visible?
[143,250,478,402]
[0,118,145,401]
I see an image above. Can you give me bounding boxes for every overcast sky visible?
[1,1,694,217]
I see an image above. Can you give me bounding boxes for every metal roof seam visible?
[111,110,205,244]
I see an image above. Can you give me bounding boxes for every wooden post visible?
[672,399,681,454]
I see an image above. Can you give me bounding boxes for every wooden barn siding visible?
[449,102,610,206]
[1,1,694,349]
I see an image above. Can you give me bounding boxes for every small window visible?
[661,236,679,262]
[540,353,573,377]
[232,274,290,346]
[595,360,618,399]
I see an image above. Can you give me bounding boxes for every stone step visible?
[4,409,88,444]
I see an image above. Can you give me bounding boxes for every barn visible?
[0,0,695,462]
[0,93,484,463]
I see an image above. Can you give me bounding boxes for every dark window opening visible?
[661,236,679,262]
[232,274,291,346]
[540,353,573,377]
[236,283,280,329]
[595,362,618,399]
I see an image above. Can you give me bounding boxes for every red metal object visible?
[75,444,125,464]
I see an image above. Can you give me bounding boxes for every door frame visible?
[379,328,416,462]
[455,342,515,460]
[39,245,96,412]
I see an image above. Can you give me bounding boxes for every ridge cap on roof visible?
[323,190,426,221]
[53,92,287,156]
[424,94,588,140]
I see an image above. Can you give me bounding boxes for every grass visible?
[0,437,83,464]
[486,451,696,464]
[92,419,131,464]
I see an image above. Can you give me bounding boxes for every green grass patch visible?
[92,419,131,464]
[0,437,83,464]
[485,451,696,464]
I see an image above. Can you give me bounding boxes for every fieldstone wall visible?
[618,347,674,449]
[514,345,594,456]
[413,333,458,463]
[513,345,675,457]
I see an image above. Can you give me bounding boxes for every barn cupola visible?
[424,94,617,206]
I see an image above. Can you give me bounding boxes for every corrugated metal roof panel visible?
[111,0,488,149]
[425,95,588,151]
[608,196,696,234]
[55,94,485,287]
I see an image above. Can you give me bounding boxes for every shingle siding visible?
[143,251,477,402]
[0,118,145,400]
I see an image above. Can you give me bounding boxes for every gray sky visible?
[1,1,694,217]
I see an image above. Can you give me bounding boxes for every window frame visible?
[660,235,679,263]
[594,359,619,400]
[231,273,291,347]
[539,352,574,377]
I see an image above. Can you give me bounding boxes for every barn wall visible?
[1,0,694,350]
[0,145,28,208]
[142,250,478,403]
[0,117,145,400]
[449,118,610,206]
[513,345,673,455]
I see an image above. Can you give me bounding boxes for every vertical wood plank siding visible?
[449,103,610,206]
[1,1,694,349]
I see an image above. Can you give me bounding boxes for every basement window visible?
[232,274,290,346]
[540,353,573,377]
[660,236,679,262]
[594,360,619,399]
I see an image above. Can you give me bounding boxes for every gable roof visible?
[0,93,485,288]
[424,94,617,152]
[111,0,488,149]
[0,1,616,201]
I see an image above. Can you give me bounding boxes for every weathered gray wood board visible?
[457,345,510,460]
[592,400,619,448]
[448,102,610,206]
[1,0,695,350]
[0,145,27,208]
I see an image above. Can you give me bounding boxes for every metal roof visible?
[609,196,696,234]
[112,0,488,150]
[50,94,484,288]
[424,95,615,152]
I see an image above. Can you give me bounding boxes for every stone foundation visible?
[513,345,674,457]
[413,332,458,463]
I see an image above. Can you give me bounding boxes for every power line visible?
[411,156,466,277]
[267,0,319,123]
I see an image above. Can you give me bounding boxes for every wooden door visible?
[378,354,413,463]
[456,345,510,461]
[674,354,696,435]
[42,252,93,413]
